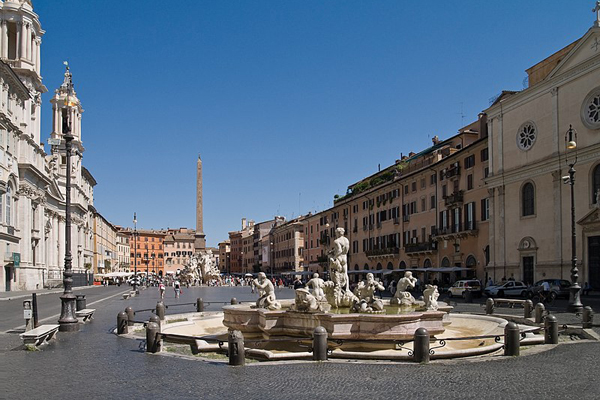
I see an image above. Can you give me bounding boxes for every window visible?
[517,122,537,151]
[582,86,600,129]
[484,167,489,178]
[481,198,489,221]
[421,198,426,212]
[420,178,426,189]
[404,186,408,195]
[481,148,489,162]
[430,195,436,210]
[593,164,600,204]
[464,202,475,230]
[467,174,473,190]
[5,185,11,226]
[430,173,437,185]
[522,182,535,216]
[442,185,447,197]
[465,154,475,169]
[411,182,417,192]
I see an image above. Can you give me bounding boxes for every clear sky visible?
[34,0,594,247]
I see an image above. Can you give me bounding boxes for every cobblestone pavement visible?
[1,286,599,400]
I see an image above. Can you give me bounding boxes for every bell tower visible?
[0,0,47,144]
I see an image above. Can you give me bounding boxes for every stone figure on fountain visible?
[290,288,330,313]
[423,284,440,311]
[323,228,357,308]
[391,271,418,306]
[194,250,221,284]
[306,273,326,301]
[252,272,281,310]
[353,273,385,313]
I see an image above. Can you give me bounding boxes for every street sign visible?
[48,138,61,146]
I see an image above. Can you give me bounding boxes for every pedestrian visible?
[174,280,181,298]
[293,277,304,290]
[159,281,165,299]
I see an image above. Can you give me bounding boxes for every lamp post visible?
[144,252,150,284]
[270,241,274,281]
[564,125,583,313]
[133,213,138,293]
[58,66,79,332]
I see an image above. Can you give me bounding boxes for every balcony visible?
[443,190,464,207]
[365,247,400,258]
[404,241,437,254]
[403,215,410,222]
[393,217,400,225]
[442,164,461,179]
[434,221,478,239]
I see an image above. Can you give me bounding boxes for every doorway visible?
[4,265,11,292]
[588,236,600,289]
[522,256,534,285]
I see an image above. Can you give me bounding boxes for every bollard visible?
[32,293,39,329]
[231,298,238,305]
[76,294,86,311]
[149,315,161,331]
[313,326,328,361]
[464,290,473,303]
[504,322,520,356]
[485,298,494,315]
[582,306,594,329]
[117,311,128,334]
[196,298,204,312]
[156,302,166,321]
[413,328,430,364]
[534,303,545,324]
[228,330,245,366]
[146,321,160,353]
[544,315,558,344]
[125,306,135,326]
[523,300,534,319]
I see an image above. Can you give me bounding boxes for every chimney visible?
[478,112,488,138]
[409,152,416,157]
[242,218,247,230]
[432,135,440,145]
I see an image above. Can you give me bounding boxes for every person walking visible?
[174,280,181,298]
[159,281,165,299]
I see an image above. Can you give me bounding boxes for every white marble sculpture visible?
[290,288,330,313]
[324,227,357,308]
[306,273,326,301]
[195,250,221,284]
[423,284,440,311]
[391,271,417,306]
[252,272,281,310]
[353,273,385,313]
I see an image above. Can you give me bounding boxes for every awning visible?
[382,269,406,276]
[95,272,134,278]
[281,271,314,276]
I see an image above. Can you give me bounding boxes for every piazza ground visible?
[1,285,600,400]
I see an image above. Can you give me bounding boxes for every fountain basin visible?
[223,300,451,340]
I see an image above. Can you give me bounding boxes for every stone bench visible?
[20,324,59,347]
[76,309,96,322]
[494,298,527,308]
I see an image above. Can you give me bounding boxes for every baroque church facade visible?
[0,0,95,291]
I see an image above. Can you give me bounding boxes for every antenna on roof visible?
[457,102,465,126]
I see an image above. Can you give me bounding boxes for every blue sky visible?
[33,1,593,247]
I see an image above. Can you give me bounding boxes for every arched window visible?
[399,261,406,269]
[522,182,535,216]
[593,164,600,204]
[5,185,12,226]
[354,264,359,271]
[376,263,382,270]
[363,263,369,270]
[441,257,450,267]
[386,262,394,270]
[424,259,432,269]
[466,255,477,268]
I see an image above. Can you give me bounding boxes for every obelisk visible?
[195,155,206,250]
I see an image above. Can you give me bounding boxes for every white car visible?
[484,281,528,298]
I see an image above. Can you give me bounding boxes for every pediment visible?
[546,27,600,80]
[578,207,600,226]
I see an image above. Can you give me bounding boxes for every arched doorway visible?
[386,262,393,270]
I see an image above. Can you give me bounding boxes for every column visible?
[0,20,5,58]
[16,22,21,59]
[26,24,31,61]
[20,22,27,60]
[36,38,41,74]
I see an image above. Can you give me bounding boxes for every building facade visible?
[164,228,195,274]
[486,19,600,287]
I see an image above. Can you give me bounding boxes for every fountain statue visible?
[391,271,417,306]
[423,284,440,311]
[323,228,357,308]
[353,273,385,313]
[290,288,330,313]
[251,272,281,310]
[306,273,326,301]
[198,250,221,283]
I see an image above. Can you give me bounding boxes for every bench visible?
[493,298,527,308]
[76,309,96,322]
[20,324,59,347]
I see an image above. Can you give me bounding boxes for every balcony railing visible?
[365,247,400,257]
[404,241,437,254]
[443,190,464,206]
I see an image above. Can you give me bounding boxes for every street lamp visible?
[58,64,79,332]
[270,241,274,280]
[564,125,583,313]
[133,213,138,293]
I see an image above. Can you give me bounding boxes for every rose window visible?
[517,123,537,151]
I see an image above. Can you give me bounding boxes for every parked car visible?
[448,280,482,298]
[526,279,572,299]
[484,281,528,297]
